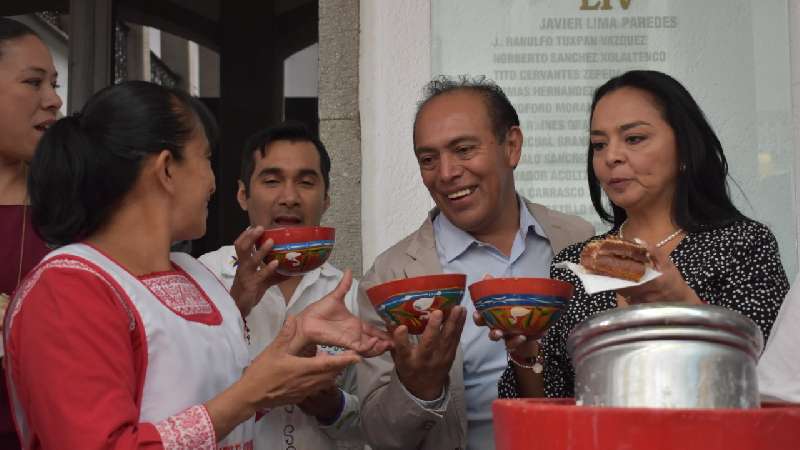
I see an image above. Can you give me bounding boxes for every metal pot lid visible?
[566,304,764,359]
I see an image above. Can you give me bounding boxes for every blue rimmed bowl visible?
[257,226,335,276]
[469,277,573,337]
[367,274,466,334]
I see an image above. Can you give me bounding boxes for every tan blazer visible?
[357,199,594,450]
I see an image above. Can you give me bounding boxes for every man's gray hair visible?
[414,75,520,145]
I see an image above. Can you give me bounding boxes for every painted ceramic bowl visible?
[367,274,466,335]
[469,277,574,337]
[257,226,335,276]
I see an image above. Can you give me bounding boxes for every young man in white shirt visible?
[200,121,362,450]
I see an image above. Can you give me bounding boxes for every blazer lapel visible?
[403,213,444,278]
[526,201,572,254]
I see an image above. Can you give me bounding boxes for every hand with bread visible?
[615,240,703,306]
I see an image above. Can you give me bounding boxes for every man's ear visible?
[322,191,331,214]
[505,126,523,169]
[154,150,176,193]
[236,180,249,212]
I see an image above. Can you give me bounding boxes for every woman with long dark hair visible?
[4,81,390,449]
[0,17,62,449]
[493,70,788,398]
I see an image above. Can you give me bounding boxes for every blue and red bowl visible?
[469,277,573,338]
[367,274,466,334]
[257,226,335,276]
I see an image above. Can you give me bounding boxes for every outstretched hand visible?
[241,315,361,410]
[293,270,393,357]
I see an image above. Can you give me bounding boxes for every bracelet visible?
[508,342,544,374]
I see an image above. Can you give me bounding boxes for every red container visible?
[366,274,466,334]
[257,226,335,276]
[493,398,800,450]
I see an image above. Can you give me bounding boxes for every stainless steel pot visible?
[567,304,763,409]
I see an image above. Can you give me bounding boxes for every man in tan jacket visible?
[357,76,594,450]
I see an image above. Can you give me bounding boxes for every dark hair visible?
[239,120,331,195]
[0,17,39,59]
[414,75,520,146]
[587,70,746,232]
[29,81,202,245]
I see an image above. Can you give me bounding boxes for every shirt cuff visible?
[399,379,450,413]
[154,404,216,449]
[317,388,346,426]
[318,388,359,430]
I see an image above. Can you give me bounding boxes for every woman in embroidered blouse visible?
[4,81,391,450]
[490,70,789,399]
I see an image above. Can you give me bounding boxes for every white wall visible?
[188,41,200,96]
[791,1,800,272]
[284,43,319,98]
[359,0,435,269]
[148,27,161,57]
[360,1,800,275]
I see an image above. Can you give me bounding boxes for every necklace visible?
[16,164,28,288]
[17,202,27,287]
[1,165,28,304]
[619,220,683,248]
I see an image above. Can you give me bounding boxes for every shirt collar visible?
[433,211,477,263]
[318,262,339,278]
[433,195,548,263]
[519,196,548,242]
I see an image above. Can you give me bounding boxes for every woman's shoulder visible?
[9,254,136,343]
[691,218,777,246]
[14,254,128,314]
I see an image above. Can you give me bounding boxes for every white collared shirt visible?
[199,246,362,450]
[758,272,800,403]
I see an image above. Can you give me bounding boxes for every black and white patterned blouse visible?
[498,219,789,399]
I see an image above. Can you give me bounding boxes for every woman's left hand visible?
[294,270,394,357]
[616,240,703,305]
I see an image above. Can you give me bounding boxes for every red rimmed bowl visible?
[367,274,466,334]
[256,226,335,276]
[469,277,574,337]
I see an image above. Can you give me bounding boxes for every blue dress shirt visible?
[433,196,553,450]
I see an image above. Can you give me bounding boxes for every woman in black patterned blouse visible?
[491,70,789,399]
